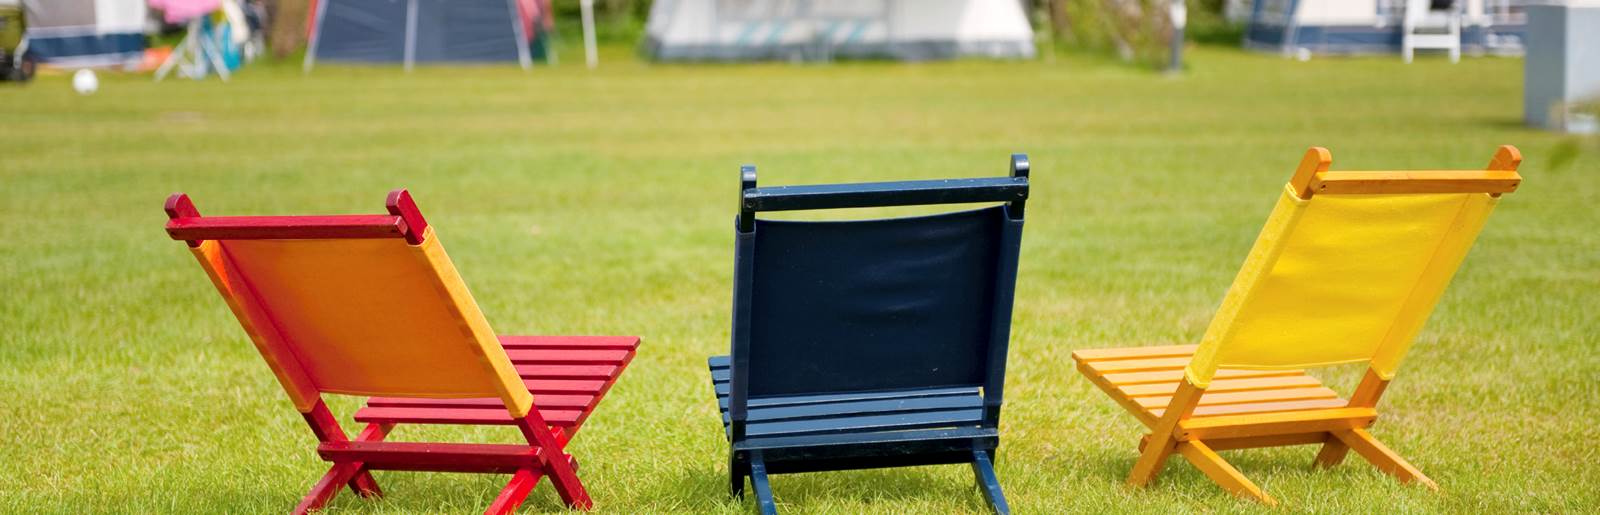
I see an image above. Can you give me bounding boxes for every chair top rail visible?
[1308,170,1521,196]
[736,154,1030,232]
[742,176,1028,213]
[164,189,431,246]
[1288,145,1522,198]
[166,215,411,241]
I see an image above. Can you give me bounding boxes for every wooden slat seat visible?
[356,336,639,431]
[1072,345,1351,427]
[708,356,986,440]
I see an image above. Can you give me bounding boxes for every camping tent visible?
[643,0,1036,62]
[21,0,147,67]
[1244,0,1529,56]
[304,0,551,70]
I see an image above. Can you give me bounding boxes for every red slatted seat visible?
[356,336,639,432]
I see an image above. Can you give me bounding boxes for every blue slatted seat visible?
[707,156,1030,514]
[709,356,987,439]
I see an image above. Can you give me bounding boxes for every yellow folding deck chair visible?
[1072,146,1522,505]
[165,189,641,514]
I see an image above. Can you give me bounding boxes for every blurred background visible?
[3,0,1594,133]
[0,1,1577,68]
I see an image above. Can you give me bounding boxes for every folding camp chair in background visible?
[1072,146,1522,505]
[165,190,640,514]
[708,155,1030,514]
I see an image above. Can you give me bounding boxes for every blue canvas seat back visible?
[747,207,1009,397]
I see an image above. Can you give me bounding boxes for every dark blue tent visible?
[305,0,540,70]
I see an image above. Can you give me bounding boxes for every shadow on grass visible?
[642,461,997,513]
[1078,440,1452,509]
[231,469,577,514]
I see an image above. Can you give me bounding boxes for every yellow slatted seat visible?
[1074,345,1347,427]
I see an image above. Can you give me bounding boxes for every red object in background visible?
[518,0,555,40]
[138,47,175,73]
[305,0,317,40]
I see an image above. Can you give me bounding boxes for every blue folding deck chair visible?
[706,155,1030,514]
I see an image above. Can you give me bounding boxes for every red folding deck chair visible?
[165,189,640,514]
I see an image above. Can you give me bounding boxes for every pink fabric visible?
[149,0,222,24]
[516,0,554,39]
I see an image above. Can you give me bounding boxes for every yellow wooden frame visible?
[1292,146,1522,198]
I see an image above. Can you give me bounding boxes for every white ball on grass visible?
[72,69,99,95]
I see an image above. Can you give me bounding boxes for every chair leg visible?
[293,462,364,515]
[541,450,591,509]
[749,452,777,515]
[1313,433,1352,469]
[515,417,593,509]
[1126,434,1178,487]
[345,466,382,499]
[1176,441,1276,506]
[1332,428,1438,490]
[347,423,392,498]
[484,468,542,515]
[970,450,1010,515]
[302,402,386,500]
[729,453,747,499]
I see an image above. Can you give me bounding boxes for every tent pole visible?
[155,19,197,81]
[1167,0,1185,73]
[200,18,231,81]
[187,18,202,77]
[403,0,418,72]
[1282,0,1303,57]
[581,0,597,68]
[507,0,533,70]
[547,19,560,66]
[303,0,330,72]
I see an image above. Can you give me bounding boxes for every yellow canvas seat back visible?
[1185,146,1523,387]
[166,190,533,417]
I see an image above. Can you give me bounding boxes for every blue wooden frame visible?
[710,154,1029,514]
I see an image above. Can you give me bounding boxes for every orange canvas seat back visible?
[166,190,533,419]
[1186,146,1522,387]
[1072,146,1523,505]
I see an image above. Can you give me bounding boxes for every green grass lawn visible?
[2,46,1597,513]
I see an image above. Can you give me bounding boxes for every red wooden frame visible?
[167,191,640,514]
[164,189,428,246]
[386,189,429,244]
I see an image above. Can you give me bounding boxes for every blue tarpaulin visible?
[308,0,531,68]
